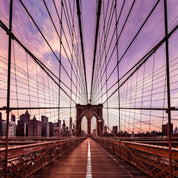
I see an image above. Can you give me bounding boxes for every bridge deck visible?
[30,138,149,178]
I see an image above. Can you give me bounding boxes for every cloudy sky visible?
[0,0,178,133]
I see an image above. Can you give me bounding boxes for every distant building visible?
[131,131,135,137]
[162,123,173,135]
[2,120,6,136]
[9,120,16,136]
[62,120,66,135]
[17,122,27,136]
[112,126,118,134]
[72,123,76,136]
[17,111,30,136]
[2,120,16,137]
[58,120,61,136]
[11,114,16,122]
[69,117,72,136]
[173,126,178,134]
[20,111,30,123]
[28,116,41,137]
[53,122,59,136]
[41,116,49,137]
[104,126,107,133]
[0,112,2,136]
[49,122,55,137]
[66,126,69,136]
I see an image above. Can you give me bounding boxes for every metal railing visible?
[0,137,85,177]
[94,137,178,177]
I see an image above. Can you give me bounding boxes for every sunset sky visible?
[0,0,178,133]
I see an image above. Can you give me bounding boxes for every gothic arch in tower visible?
[76,104,103,136]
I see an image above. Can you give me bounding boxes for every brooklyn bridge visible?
[0,0,178,177]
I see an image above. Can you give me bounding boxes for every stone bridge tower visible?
[76,104,103,136]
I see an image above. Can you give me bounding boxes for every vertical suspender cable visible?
[103,1,109,131]
[5,0,13,177]
[115,0,121,136]
[58,0,63,140]
[13,40,20,120]
[70,0,74,120]
[76,0,88,104]
[90,0,102,102]
[164,0,172,176]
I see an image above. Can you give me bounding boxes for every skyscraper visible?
[17,110,30,136]
[162,123,173,135]
[62,120,66,135]
[70,117,72,136]
[1,119,16,137]
[112,126,118,134]
[73,123,76,136]
[0,112,2,136]
[41,115,49,137]
[58,120,61,136]
[49,122,54,137]
[11,114,15,122]
[28,116,41,137]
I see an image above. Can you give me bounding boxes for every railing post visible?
[4,0,13,177]
[164,0,172,177]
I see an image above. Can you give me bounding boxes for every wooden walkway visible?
[30,138,149,178]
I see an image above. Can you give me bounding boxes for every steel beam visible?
[164,0,172,176]
[4,1,13,177]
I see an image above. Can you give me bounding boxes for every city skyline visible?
[1,110,178,137]
[0,110,77,137]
